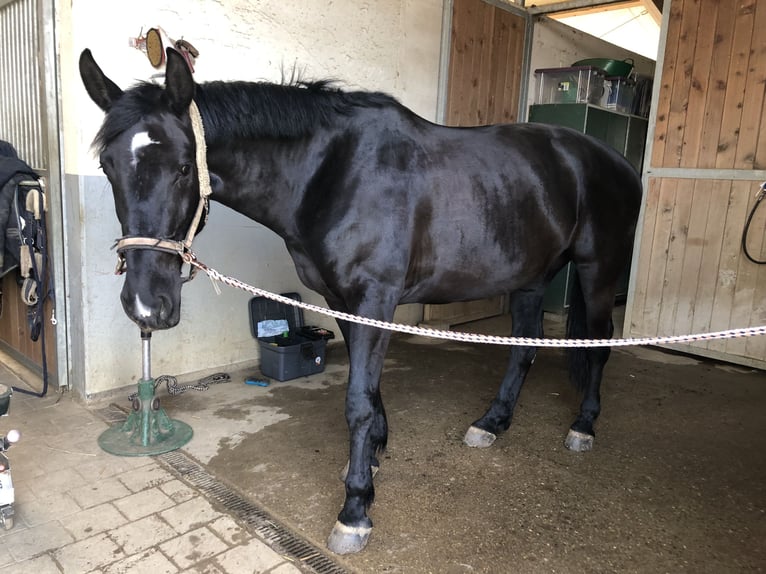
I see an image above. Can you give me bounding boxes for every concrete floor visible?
[1,313,765,573]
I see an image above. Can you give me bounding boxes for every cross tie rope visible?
[182,254,766,349]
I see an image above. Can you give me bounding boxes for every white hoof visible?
[326,520,372,554]
[564,429,594,452]
[463,425,497,448]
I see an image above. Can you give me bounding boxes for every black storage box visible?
[248,293,334,381]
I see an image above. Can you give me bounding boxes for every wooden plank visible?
[689,180,730,338]
[650,0,683,167]
[715,0,756,169]
[486,6,509,124]
[657,341,765,369]
[0,274,56,373]
[447,0,478,126]
[673,179,713,331]
[489,8,525,125]
[641,178,678,335]
[745,229,766,359]
[641,0,662,25]
[696,1,736,168]
[755,0,766,170]
[465,1,488,125]
[422,295,506,327]
[707,180,752,353]
[657,179,695,336]
[661,0,701,168]
[474,2,496,125]
[445,5,459,125]
[734,0,766,169]
[504,12,526,123]
[542,0,641,18]
[756,76,766,170]
[627,177,662,336]
[726,180,765,357]
[679,0,717,168]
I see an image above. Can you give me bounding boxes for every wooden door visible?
[445,0,527,126]
[424,0,528,327]
[625,0,766,368]
[0,0,58,386]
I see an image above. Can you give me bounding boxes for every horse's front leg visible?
[327,318,393,555]
[329,313,386,481]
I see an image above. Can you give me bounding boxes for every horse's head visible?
[79,48,206,331]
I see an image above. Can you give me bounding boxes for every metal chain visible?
[162,372,231,395]
[128,372,230,401]
[183,254,766,348]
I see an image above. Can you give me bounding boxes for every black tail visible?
[566,269,589,392]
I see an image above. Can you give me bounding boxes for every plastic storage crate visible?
[248,293,334,381]
[534,66,606,105]
[605,76,636,114]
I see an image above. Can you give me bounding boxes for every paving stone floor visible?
[0,354,305,574]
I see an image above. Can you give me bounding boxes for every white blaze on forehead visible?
[134,294,153,319]
[130,131,159,166]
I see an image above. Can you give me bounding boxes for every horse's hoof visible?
[339,461,380,481]
[463,425,497,448]
[326,521,372,555]
[564,429,594,452]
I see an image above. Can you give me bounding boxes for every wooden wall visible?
[446,0,526,126]
[0,273,57,385]
[626,0,766,368]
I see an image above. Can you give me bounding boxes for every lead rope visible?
[741,182,766,265]
[180,253,766,348]
[185,100,212,250]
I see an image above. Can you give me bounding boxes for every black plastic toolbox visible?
[248,293,334,381]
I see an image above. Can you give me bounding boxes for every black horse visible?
[80,48,642,554]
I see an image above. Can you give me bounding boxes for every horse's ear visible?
[79,49,123,112]
[165,48,195,115]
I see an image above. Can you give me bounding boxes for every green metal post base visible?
[98,378,193,456]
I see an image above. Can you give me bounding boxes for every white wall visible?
[60,0,444,397]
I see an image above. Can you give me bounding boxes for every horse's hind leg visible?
[564,263,618,452]
[464,285,545,448]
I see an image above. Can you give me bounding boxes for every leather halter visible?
[113,100,212,280]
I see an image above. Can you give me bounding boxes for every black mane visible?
[94,79,400,153]
[196,80,399,146]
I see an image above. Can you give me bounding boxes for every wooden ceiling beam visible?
[641,0,663,24]
[527,0,636,16]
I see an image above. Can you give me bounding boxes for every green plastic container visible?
[573,58,634,77]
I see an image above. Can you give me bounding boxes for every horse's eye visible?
[179,164,191,176]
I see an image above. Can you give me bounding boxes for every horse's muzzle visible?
[121,285,180,332]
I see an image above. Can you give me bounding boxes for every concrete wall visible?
[59,0,444,398]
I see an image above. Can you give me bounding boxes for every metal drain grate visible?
[94,406,352,574]
[158,451,351,574]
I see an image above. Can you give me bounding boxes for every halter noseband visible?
[113,100,212,281]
